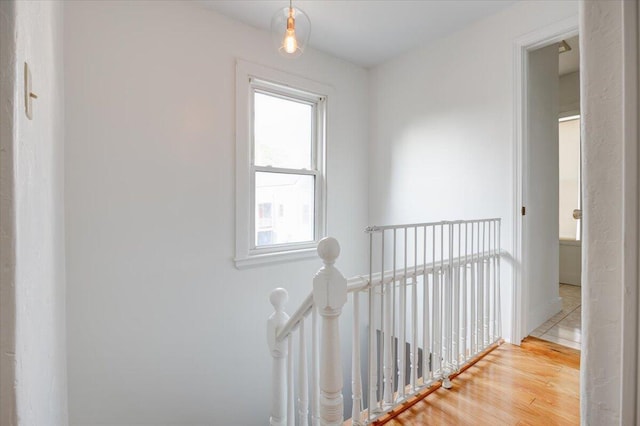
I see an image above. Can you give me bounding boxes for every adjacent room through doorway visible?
[529,35,582,350]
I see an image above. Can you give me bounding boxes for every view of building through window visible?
[255,172,315,246]
[253,90,317,247]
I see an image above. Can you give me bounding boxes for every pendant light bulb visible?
[283,9,298,54]
[271,2,310,58]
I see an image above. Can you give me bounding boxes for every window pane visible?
[255,172,315,247]
[559,118,581,240]
[254,92,312,169]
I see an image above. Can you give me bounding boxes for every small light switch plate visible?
[24,62,33,120]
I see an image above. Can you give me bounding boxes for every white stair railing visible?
[268,237,347,426]
[359,218,501,423]
[313,238,348,425]
[267,288,290,426]
[268,219,502,425]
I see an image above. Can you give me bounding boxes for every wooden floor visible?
[384,337,580,425]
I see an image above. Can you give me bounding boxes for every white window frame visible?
[235,60,328,268]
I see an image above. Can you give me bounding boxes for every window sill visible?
[234,247,318,269]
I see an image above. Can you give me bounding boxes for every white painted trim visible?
[235,60,332,268]
[235,247,317,269]
[512,16,579,344]
[621,0,639,423]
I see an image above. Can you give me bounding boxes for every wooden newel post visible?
[268,288,290,426]
[313,237,348,426]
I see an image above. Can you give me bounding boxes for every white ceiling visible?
[200,1,517,68]
[559,35,580,76]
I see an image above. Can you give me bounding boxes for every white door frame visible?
[512,17,578,344]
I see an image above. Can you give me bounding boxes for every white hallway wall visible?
[0,0,68,425]
[368,0,579,343]
[526,43,561,333]
[559,71,580,116]
[581,0,638,424]
[63,0,637,424]
[64,1,369,424]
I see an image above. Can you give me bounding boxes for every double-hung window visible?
[235,61,327,268]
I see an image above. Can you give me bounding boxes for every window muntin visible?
[248,78,325,254]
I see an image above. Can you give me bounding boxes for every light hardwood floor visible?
[382,337,580,425]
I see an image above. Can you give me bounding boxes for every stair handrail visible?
[275,293,313,343]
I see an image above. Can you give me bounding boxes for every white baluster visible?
[298,319,309,426]
[422,226,430,385]
[313,237,348,426]
[456,223,461,367]
[423,272,431,384]
[268,288,290,426]
[489,221,496,343]
[367,232,377,419]
[445,223,453,381]
[411,228,418,392]
[288,336,295,426]
[351,292,363,425]
[494,219,500,340]
[411,276,418,391]
[383,231,394,406]
[471,223,477,355]
[478,222,485,351]
[311,306,320,426]
[431,225,437,378]
[398,229,407,399]
[442,266,452,390]
[485,222,490,347]
[497,220,502,337]
[496,220,500,339]
[435,224,443,377]
[376,231,384,411]
[462,223,468,361]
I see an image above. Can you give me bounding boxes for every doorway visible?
[528,36,582,350]
[511,16,580,346]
